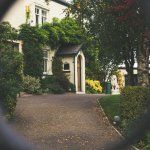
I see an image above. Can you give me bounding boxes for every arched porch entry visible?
[76,53,85,93]
[77,55,82,91]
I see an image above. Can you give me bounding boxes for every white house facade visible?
[2,0,69,28]
[2,0,86,93]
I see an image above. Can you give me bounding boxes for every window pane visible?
[36,15,39,25]
[64,63,70,70]
[35,8,39,14]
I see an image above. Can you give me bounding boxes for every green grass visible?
[98,95,150,149]
[98,95,121,122]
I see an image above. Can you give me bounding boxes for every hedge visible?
[121,86,150,121]
[0,49,23,118]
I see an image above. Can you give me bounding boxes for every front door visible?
[77,55,82,92]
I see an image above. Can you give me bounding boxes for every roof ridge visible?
[52,0,70,6]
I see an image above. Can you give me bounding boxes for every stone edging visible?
[97,99,139,150]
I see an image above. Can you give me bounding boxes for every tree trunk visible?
[125,49,135,86]
[137,29,150,87]
[128,68,135,86]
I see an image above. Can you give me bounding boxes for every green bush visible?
[86,79,102,94]
[0,49,23,118]
[52,56,70,92]
[121,86,150,122]
[120,86,150,140]
[41,76,65,94]
[22,75,41,94]
[86,85,98,94]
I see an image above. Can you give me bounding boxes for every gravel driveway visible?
[9,94,120,150]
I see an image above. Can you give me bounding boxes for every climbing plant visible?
[41,17,85,49]
[19,24,48,78]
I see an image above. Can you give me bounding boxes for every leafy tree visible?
[70,0,149,86]
[0,22,17,50]
[107,0,150,86]
[0,49,23,117]
[84,39,118,82]
[19,24,48,78]
[0,22,23,117]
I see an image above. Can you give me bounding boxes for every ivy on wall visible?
[19,18,84,78]
[19,24,48,78]
[41,17,84,48]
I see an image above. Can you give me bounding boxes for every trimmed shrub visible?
[120,86,150,136]
[22,75,41,94]
[0,49,23,118]
[120,86,150,149]
[86,79,102,94]
[121,86,150,122]
[41,76,65,94]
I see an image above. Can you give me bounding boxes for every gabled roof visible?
[52,0,70,7]
[56,44,83,56]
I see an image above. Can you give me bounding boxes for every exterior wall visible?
[61,56,75,84]
[49,1,67,22]
[75,51,85,93]
[2,0,67,28]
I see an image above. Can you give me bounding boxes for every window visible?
[42,10,47,24]
[64,63,70,71]
[35,6,48,26]
[35,8,39,25]
[43,51,48,73]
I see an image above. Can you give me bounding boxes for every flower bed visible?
[86,79,102,94]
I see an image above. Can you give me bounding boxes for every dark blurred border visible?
[0,0,17,20]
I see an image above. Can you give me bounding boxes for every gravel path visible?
[9,94,121,150]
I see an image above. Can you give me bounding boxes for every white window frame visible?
[42,10,47,25]
[35,6,48,26]
[35,7,40,26]
[43,50,48,74]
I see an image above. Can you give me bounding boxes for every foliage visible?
[84,40,118,82]
[70,0,145,86]
[99,79,150,146]
[0,22,18,50]
[121,86,150,123]
[41,17,84,49]
[52,56,63,77]
[22,75,41,94]
[19,24,48,78]
[68,83,76,92]
[0,49,23,118]
[52,56,70,92]
[115,71,125,91]
[86,79,102,94]
[41,76,65,94]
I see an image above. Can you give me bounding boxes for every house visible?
[2,0,70,28]
[2,0,86,93]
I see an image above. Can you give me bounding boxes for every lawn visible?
[98,95,121,122]
[98,95,150,150]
